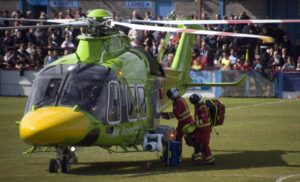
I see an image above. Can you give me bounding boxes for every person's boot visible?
[204,155,215,165]
[192,152,203,163]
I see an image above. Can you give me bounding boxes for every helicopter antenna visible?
[75,52,82,63]
[99,49,107,63]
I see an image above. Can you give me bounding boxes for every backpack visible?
[205,99,225,126]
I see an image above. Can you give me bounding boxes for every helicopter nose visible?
[19,107,90,145]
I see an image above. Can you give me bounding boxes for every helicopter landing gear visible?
[48,159,59,173]
[48,146,78,173]
[60,158,71,173]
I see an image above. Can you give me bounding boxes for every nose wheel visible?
[48,147,78,173]
[60,159,71,173]
[48,159,59,173]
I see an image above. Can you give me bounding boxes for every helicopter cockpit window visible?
[24,65,69,113]
[126,86,137,121]
[60,79,102,112]
[29,78,62,109]
[137,86,146,119]
[25,64,113,114]
[107,81,121,124]
[35,79,61,107]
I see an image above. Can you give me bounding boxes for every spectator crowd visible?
[127,10,300,76]
[0,8,300,77]
[0,8,86,75]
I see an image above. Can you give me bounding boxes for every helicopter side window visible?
[126,86,137,121]
[137,86,146,119]
[107,81,121,124]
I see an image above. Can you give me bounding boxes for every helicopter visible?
[1,9,299,173]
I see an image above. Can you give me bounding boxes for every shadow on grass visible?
[70,150,300,176]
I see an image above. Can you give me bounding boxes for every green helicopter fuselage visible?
[19,8,227,149]
[19,33,166,148]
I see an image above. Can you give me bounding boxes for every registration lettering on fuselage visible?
[112,125,140,137]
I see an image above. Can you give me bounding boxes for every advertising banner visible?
[277,72,300,98]
[49,0,79,8]
[124,1,152,9]
[28,0,48,6]
[282,72,300,91]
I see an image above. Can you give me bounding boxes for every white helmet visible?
[166,87,180,100]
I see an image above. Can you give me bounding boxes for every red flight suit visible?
[193,103,214,163]
[172,97,194,142]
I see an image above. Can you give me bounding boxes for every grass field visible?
[0,97,299,182]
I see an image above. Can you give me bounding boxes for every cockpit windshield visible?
[34,79,62,108]
[25,64,114,116]
[60,78,103,112]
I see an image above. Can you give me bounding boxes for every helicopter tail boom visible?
[183,74,246,87]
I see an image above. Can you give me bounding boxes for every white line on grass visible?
[175,173,275,180]
[227,100,288,111]
[276,174,300,182]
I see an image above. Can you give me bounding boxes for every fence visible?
[0,70,36,96]
[189,70,300,98]
[0,69,299,98]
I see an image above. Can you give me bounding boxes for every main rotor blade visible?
[0,17,78,24]
[0,21,88,30]
[130,19,300,25]
[112,21,274,43]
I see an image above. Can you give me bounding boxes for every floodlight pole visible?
[197,0,203,20]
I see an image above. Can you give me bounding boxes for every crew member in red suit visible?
[189,93,215,164]
[161,87,194,142]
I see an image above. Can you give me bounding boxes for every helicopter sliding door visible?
[137,85,146,120]
[125,84,147,122]
[126,86,138,122]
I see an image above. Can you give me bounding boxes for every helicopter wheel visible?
[60,159,71,173]
[48,159,59,173]
[52,147,75,173]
